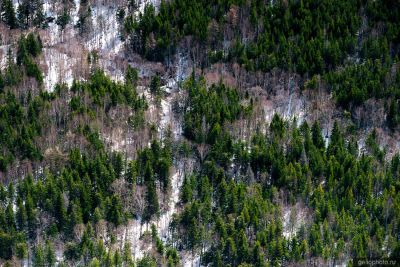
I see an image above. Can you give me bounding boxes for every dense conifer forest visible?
[0,0,399,266]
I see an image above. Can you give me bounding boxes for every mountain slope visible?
[0,0,399,266]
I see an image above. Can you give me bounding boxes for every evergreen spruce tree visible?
[17,0,33,27]
[33,245,45,267]
[1,0,17,28]
[45,241,56,267]
[311,121,325,150]
[144,180,159,222]
[33,0,46,28]
[387,99,399,130]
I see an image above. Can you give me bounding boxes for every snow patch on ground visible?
[122,56,188,261]
[136,0,161,15]
[72,0,81,24]
[282,203,309,239]
[87,3,123,53]
[124,218,149,260]
[41,0,126,91]
[0,45,10,70]
[122,163,185,261]
[182,253,201,267]
[159,52,189,139]
[158,170,183,241]
[43,48,76,91]
[263,83,306,127]
[159,88,182,140]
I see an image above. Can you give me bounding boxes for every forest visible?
[0,0,399,266]
[125,0,400,118]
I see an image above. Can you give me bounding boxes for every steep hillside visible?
[0,0,399,266]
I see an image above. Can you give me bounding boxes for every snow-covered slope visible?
[41,0,128,91]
